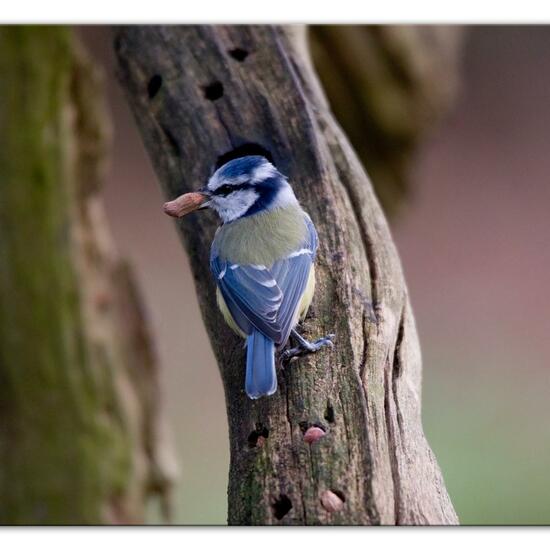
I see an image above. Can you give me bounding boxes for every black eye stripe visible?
[214,182,252,196]
[215,184,233,196]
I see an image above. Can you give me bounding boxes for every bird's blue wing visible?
[210,215,318,345]
[270,215,318,345]
[211,253,284,342]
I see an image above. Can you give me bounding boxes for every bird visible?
[163,155,334,399]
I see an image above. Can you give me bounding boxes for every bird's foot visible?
[281,329,335,364]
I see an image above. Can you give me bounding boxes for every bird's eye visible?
[216,184,234,197]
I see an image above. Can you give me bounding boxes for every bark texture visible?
[114,25,458,525]
[0,26,175,524]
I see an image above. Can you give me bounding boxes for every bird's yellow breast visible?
[216,285,246,338]
[298,264,315,321]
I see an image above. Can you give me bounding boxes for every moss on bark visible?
[0,26,174,525]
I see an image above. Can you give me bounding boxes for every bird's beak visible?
[163,191,209,218]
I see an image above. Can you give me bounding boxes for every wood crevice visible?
[383,353,402,524]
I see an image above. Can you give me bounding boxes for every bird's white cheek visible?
[212,190,259,222]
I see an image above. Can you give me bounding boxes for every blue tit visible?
[164,155,334,399]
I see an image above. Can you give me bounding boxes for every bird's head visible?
[164,156,298,223]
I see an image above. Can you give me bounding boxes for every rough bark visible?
[0,26,175,524]
[114,25,457,525]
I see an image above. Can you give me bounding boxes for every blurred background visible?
[2,25,550,525]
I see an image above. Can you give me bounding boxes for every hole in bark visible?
[203,81,224,101]
[248,424,269,448]
[228,47,249,61]
[215,143,274,169]
[324,404,335,424]
[272,494,292,520]
[113,34,123,55]
[147,74,162,99]
[160,124,180,156]
[332,489,346,502]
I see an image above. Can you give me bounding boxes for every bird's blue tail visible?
[245,330,277,399]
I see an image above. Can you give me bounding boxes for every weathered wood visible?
[0,26,175,524]
[114,25,457,525]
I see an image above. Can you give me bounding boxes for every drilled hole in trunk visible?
[272,494,292,520]
[203,81,224,101]
[228,47,249,61]
[324,404,335,424]
[248,424,269,448]
[147,74,162,99]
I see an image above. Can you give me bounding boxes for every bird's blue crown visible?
[215,155,268,180]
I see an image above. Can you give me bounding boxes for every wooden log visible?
[114,24,457,525]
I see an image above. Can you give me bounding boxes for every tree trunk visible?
[0,26,175,524]
[114,25,457,525]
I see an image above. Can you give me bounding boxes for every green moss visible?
[0,26,136,524]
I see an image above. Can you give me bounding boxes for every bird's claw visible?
[281,332,335,365]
